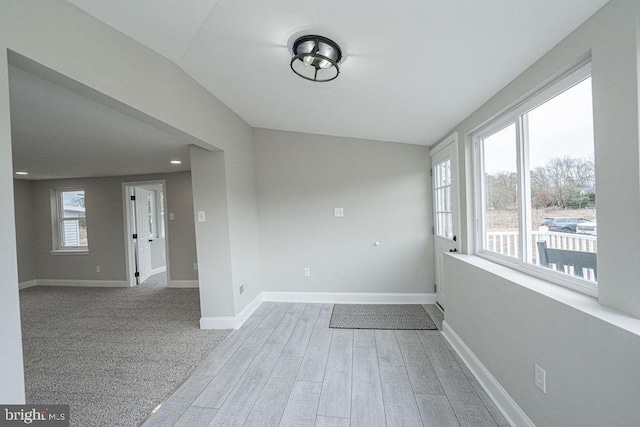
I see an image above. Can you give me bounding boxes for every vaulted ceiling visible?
[9,1,611,180]
[66,0,609,146]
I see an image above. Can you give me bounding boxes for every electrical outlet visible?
[333,207,344,217]
[535,364,546,393]
[239,284,245,294]
[304,267,310,277]
[193,263,198,271]
[96,266,100,273]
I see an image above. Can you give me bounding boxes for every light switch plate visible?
[334,207,344,217]
[169,213,175,221]
[197,211,206,222]
[535,364,546,393]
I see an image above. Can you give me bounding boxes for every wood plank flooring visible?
[142,303,505,427]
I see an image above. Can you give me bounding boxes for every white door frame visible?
[430,132,461,310]
[122,180,170,287]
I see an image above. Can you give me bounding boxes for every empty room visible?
[2,1,640,426]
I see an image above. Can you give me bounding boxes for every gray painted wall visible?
[13,179,37,283]
[20,171,197,283]
[0,51,25,403]
[191,147,236,317]
[432,0,640,423]
[445,255,640,426]
[255,129,433,294]
[163,173,199,281]
[226,136,263,315]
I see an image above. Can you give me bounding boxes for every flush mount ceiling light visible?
[290,35,342,82]
[170,160,182,165]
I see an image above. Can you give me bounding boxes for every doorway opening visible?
[123,181,170,286]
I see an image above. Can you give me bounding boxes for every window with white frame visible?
[143,189,165,239]
[145,190,155,238]
[474,63,597,294]
[52,189,88,251]
[434,159,454,239]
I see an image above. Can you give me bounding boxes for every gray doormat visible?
[329,304,437,330]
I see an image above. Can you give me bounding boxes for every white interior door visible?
[430,134,460,310]
[134,188,153,283]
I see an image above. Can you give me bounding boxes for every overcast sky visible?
[484,77,594,174]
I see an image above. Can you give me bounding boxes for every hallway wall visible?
[14,172,197,284]
[255,129,433,295]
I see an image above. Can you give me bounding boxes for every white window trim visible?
[433,161,454,240]
[472,61,597,297]
[50,249,90,256]
[51,188,89,254]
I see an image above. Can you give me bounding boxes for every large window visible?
[481,122,519,258]
[474,63,597,294]
[52,189,88,252]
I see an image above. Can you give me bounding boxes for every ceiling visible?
[9,65,192,180]
[66,0,609,146]
[8,1,610,181]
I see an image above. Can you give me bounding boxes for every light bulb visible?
[303,56,315,67]
[318,59,332,69]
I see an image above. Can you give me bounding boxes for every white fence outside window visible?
[486,230,597,281]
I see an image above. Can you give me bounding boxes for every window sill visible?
[50,249,90,256]
[447,253,640,336]
[476,250,598,297]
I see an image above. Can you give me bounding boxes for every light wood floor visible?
[142,303,508,427]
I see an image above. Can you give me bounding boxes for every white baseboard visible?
[149,266,167,276]
[19,280,38,290]
[234,293,264,328]
[200,316,239,329]
[138,271,153,284]
[442,321,534,427]
[262,291,436,304]
[167,280,199,288]
[200,292,263,330]
[34,279,129,288]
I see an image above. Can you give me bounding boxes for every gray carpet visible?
[20,284,232,427]
[329,304,438,330]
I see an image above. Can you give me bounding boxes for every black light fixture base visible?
[290,35,342,82]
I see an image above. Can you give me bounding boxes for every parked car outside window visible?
[543,217,589,233]
[576,220,597,235]
[542,217,563,226]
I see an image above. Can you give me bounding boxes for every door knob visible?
[453,235,457,242]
